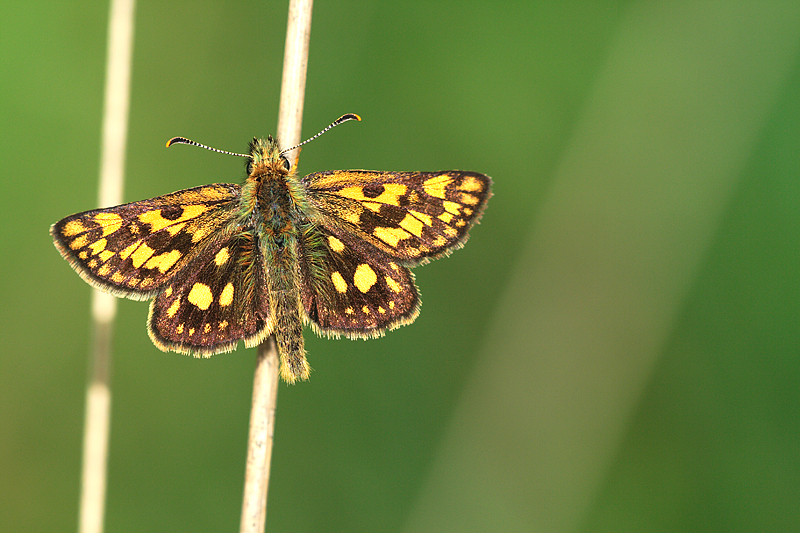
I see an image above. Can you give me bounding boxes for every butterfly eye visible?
[281,156,290,170]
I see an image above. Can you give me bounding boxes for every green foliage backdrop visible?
[2,1,799,531]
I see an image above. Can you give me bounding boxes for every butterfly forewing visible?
[51,184,240,299]
[303,170,491,266]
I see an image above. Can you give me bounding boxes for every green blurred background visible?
[3,0,800,531]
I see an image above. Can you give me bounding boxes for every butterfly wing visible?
[302,170,491,265]
[296,221,420,338]
[298,170,491,338]
[51,184,240,299]
[147,230,272,355]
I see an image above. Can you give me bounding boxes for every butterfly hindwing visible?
[148,230,272,355]
[302,170,491,265]
[51,184,241,299]
[297,223,419,338]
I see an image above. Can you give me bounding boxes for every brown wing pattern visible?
[50,184,240,299]
[297,222,420,339]
[303,170,491,266]
[147,231,272,355]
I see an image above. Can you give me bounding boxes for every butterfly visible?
[51,114,491,382]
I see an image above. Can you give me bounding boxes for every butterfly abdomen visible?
[259,232,309,383]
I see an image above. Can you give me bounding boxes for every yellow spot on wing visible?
[167,297,181,318]
[187,283,213,310]
[62,220,87,237]
[423,175,452,199]
[165,222,186,236]
[88,238,107,255]
[111,272,125,283]
[97,264,111,276]
[337,183,407,206]
[385,276,402,293]
[443,201,461,215]
[381,183,408,204]
[190,227,208,243]
[131,243,156,268]
[192,185,232,202]
[328,236,345,252]
[69,235,89,250]
[138,205,207,232]
[309,171,384,189]
[373,226,411,247]
[94,212,123,236]
[119,242,137,260]
[459,193,479,205]
[331,272,348,293]
[433,235,449,247]
[342,209,361,225]
[219,282,234,306]
[458,176,484,192]
[399,214,424,237]
[409,210,433,226]
[144,249,182,273]
[438,212,454,223]
[354,264,377,293]
[215,247,230,266]
[98,250,115,262]
[362,306,370,314]
[176,323,184,334]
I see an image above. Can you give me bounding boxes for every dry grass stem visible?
[239,1,313,532]
[79,0,136,532]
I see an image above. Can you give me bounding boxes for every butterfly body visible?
[52,126,491,383]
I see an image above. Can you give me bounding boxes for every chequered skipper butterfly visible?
[51,115,491,382]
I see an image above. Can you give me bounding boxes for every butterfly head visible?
[247,136,290,180]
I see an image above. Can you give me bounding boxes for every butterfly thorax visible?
[244,136,318,235]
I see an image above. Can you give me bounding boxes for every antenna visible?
[280,113,361,155]
[165,137,251,158]
[165,114,361,158]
